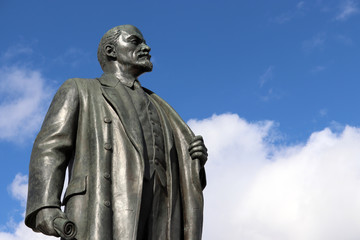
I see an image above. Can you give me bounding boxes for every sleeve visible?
[25,79,79,230]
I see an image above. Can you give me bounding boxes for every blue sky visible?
[1,0,360,239]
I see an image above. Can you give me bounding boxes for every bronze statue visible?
[25,25,207,240]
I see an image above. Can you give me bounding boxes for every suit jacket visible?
[25,74,206,240]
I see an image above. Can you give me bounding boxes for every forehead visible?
[120,26,144,40]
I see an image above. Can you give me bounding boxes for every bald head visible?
[97,25,129,70]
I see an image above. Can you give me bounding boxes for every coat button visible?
[104,201,111,207]
[154,159,159,165]
[104,117,112,123]
[104,143,112,150]
[104,172,111,179]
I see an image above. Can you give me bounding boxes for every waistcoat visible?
[131,82,166,180]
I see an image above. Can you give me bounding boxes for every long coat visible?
[25,75,206,240]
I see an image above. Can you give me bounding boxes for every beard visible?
[117,57,153,76]
[135,59,153,73]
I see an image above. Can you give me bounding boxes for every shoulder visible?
[59,78,101,94]
[66,78,99,87]
[52,78,100,103]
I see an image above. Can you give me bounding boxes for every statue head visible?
[97,25,153,77]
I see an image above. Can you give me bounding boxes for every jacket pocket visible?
[62,176,87,205]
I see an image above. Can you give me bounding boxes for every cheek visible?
[130,51,137,60]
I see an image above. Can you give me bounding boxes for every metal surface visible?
[25,25,207,240]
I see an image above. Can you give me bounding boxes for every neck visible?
[103,62,142,82]
[113,71,137,83]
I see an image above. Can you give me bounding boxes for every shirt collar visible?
[99,73,141,89]
[115,75,138,88]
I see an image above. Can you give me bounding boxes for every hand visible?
[35,208,66,237]
[188,135,208,167]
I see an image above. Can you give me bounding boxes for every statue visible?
[25,25,207,240]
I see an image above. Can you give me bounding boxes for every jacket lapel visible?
[97,74,144,156]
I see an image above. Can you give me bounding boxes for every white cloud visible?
[302,33,326,53]
[1,46,33,61]
[272,2,306,24]
[259,66,274,87]
[188,113,360,240]
[259,88,283,102]
[311,65,326,73]
[273,12,293,24]
[258,66,282,101]
[0,222,56,240]
[0,174,57,240]
[297,1,305,9]
[319,108,327,117]
[335,34,353,45]
[335,0,359,21]
[53,47,91,68]
[8,174,28,207]
[1,172,68,240]
[0,66,52,142]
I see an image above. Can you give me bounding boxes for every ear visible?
[105,44,116,58]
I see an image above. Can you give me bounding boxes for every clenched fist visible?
[35,207,66,237]
[188,135,208,167]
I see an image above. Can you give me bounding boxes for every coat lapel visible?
[97,74,144,156]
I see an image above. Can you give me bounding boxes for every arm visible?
[25,79,79,235]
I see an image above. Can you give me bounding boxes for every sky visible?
[0,0,360,239]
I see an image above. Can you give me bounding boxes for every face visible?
[113,26,153,75]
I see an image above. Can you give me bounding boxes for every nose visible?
[141,43,151,52]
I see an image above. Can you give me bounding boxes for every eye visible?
[131,39,140,45]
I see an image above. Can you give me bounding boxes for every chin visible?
[137,60,153,72]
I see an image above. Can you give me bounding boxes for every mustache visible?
[137,52,151,59]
